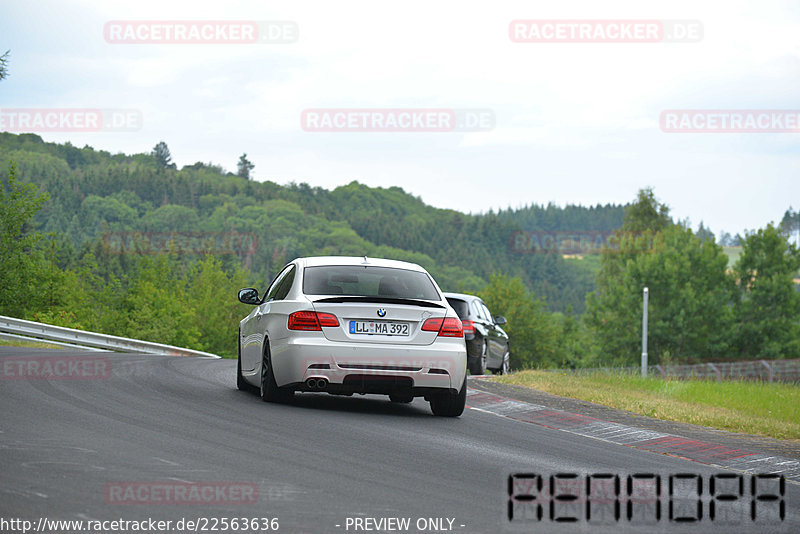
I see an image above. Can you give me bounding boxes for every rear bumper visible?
[270,334,467,394]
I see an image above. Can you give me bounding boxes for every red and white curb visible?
[466,389,800,484]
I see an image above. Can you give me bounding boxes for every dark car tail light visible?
[439,317,464,337]
[421,317,464,338]
[461,320,475,335]
[288,311,340,331]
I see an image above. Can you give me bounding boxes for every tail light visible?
[288,311,340,331]
[421,317,464,338]
[461,320,475,335]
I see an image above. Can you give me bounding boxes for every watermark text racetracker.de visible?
[1,356,111,380]
[104,20,298,44]
[104,481,258,505]
[0,109,142,132]
[510,231,613,255]
[509,19,703,43]
[660,110,800,133]
[509,231,661,255]
[301,108,495,132]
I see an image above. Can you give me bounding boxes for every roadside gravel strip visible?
[468,377,800,483]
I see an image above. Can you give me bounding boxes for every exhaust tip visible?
[305,377,328,390]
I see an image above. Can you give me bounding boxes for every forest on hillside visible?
[3,133,799,367]
[0,132,626,313]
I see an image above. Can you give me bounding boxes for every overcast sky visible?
[2,0,799,236]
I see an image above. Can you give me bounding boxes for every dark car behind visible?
[443,292,510,375]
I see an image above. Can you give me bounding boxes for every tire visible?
[260,342,293,403]
[492,347,510,375]
[468,339,487,375]
[236,332,252,391]
[429,375,467,417]
[389,394,414,403]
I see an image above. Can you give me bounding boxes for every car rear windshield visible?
[446,298,469,319]
[303,265,440,300]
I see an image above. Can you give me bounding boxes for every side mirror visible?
[238,288,261,305]
[494,316,507,326]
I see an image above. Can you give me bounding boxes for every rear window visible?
[446,298,469,319]
[303,265,440,300]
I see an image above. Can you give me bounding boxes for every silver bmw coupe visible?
[237,256,468,416]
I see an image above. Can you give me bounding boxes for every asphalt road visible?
[1,347,797,534]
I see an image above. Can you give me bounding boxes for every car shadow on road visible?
[238,389,435,418]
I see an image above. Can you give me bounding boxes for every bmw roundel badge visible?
[377,308,387,317]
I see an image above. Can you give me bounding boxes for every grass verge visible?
[0,338,66,349]
[495,370,800,440]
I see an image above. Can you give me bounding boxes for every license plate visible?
[349,321,409,336]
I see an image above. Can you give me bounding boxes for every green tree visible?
[550,308,597,368]
[237,153,254,180]
[0,161,50,317]
[151,141,176,169]
[184,256,250,357]
[30,249,127,334]
[0,50,9,81]
[121,255,201,349]
[731,224,800,359]
[141,204,200,232]
[780,208,800,244]
[29,237,90,329]
[696,221,714,243]
[479,273,558,369]
[585,189,732,366]
[620,187,671,233]
[82,195,139,226]
[718,230,734,247]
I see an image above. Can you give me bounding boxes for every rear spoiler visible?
[312,296,446,309]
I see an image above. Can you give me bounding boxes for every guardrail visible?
[0,315,220,359]
[547,358,800,383]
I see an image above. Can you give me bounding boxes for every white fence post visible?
[759,360,774,383]
[641,287,649,377]
[707,362,721,382]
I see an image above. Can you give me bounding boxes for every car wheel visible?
[260,342,293,403]
[429,375,467,417]
[389,393,414,403]
[492,347,510,375]
[469,339,488,375]
[237,332,252,391]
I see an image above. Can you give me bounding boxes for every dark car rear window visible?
[446,298,469,319]
[303,265,440,300]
